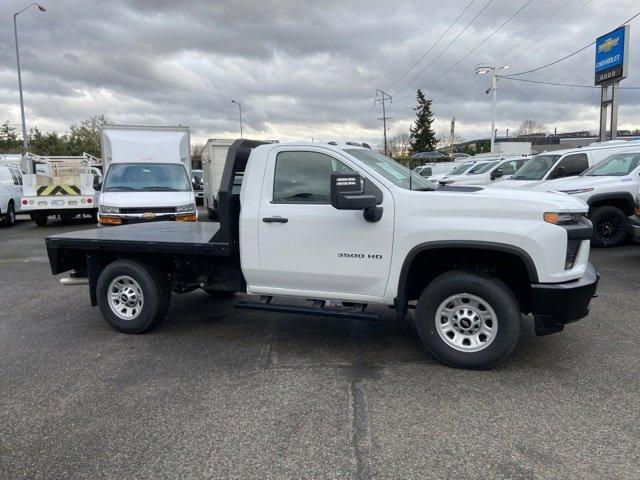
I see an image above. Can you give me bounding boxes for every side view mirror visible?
[330,173,382,222]
[93,177,102,190]
[491,168,504,180]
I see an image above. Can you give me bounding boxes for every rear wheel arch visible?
[395,242,537,319]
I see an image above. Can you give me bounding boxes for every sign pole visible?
[610,82,619,140]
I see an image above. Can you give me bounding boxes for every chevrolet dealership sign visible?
[595,25,629,85]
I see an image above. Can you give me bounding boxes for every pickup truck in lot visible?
[533,152,640,247]
[46,140,599,369]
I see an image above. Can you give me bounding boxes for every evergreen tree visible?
[0,121,22,153]
[409,89,438,153]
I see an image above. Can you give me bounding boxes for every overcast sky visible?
[1,0,639,147]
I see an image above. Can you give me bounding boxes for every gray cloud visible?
[1,0,639,146]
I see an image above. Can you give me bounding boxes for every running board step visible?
[234,301,381,322]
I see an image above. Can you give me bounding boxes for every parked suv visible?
[535,152,640,247]
[440,157,529,186]
[0,163,23,227]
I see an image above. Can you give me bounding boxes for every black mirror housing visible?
[330,173,382,222]
[331,173,376,210]
[491,168,504,180]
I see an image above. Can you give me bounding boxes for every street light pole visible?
[475,64,508,153]
[231,99,243,138]
[13,3,46,155]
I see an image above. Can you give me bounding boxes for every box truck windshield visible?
[103,163,191,192]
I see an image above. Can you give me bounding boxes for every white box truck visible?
[20,153,101,226]
[98,125,196,225]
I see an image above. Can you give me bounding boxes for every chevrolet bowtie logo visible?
[142,212,155,220]
[598,36,619,53]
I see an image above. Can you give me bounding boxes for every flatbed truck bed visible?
[46,222,228,258]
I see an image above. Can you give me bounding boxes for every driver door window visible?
[273,151,353,204]
[551,153,589,178]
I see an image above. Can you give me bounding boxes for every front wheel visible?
[415,271,521,369]
[590,206,627,247]
[96,260,171,333]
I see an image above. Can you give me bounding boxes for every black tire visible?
[96,260,171,333]
[90,210,98,223]
[33,212,48,227]
[590,206,627,247]
[203,289,235,299]
[415,270,521,369]
[3,201,15,227]
[208,209,218,221]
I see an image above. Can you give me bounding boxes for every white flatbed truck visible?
[46,140,599,369]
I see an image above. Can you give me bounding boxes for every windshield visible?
[468,161,498,175]
[449,162,473,175]
[511,154,560,180]
[103,163,192,192]
[582,153,640,176]
[344,149,436,190]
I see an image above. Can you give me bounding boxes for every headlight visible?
[99,205,120,214]
[543,212,584,225]
[176,203,195,212]
[560,188,594,195]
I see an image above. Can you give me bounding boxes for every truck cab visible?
[46,140,599,369]
[98,125,196,225]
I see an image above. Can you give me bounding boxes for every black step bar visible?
[234,300,381,322]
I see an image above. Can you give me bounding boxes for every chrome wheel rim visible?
[435,293,498,352]
[108,275,144,320]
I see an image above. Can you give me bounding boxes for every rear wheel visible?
[33,212,48,227]
[60,212,76,224]
[3,201,15,227]
[590,206,627,247]
[97,260,170,333]
[414,271,521,369]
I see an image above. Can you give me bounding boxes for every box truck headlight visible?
[176,203,195,213]
[99,205,120,214]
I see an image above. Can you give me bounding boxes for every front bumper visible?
[627,215,640,242]
[530,262,599,335]
[98,210,197,225]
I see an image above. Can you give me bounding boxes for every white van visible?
[98,125,196,226]
[0,163,24,227]
[496,140,640,190]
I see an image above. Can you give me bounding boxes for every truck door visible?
[256,147,394,299]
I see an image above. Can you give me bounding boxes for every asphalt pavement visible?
[1,212,639,479]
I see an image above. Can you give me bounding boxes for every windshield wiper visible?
[144,186,180,191]
[104,186,135,191]
[510,176,529,180]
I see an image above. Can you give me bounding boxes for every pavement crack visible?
[350,377,372,480]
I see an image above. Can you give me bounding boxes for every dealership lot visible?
[1,213,639,479]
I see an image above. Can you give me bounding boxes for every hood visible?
[441,174,488,186]
[451,185,588,212]
[100,191,194,208]
[491,179,543,189]
[533,175,626,192]
[428,173,448,181]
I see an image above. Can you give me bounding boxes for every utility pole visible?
[374,89,392,156]
[474,64,509,153]
[449,117,455,156]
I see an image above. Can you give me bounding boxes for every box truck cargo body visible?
[98,125,196,225]
[20,153,101,226]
